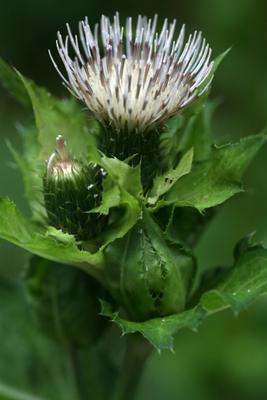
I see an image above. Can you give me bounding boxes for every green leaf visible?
[96,188,141,250]
[213,48,231,73]
[200,244,267,313]
[0,58,30,106]
[7,129,46,223]
[101,242,267,351]
[17,71,98,162]
[163,206,215,248]
[88,154,142,248]
[160,100,216,170]
[194,48,231,98]
[0,198,105,281]
[158,134,266,211]
[0,62,45,220]
[90,177,121,216]
[93,154,143,198]
[101,299,203,352]
[178,101,218,162]
[147,148,194,205]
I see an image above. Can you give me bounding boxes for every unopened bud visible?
[104,210,195,320]
[43,135,107,240]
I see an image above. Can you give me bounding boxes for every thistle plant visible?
[0,12,267,400]
[51,13,213,190]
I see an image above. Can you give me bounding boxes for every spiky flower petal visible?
[50,13,214,133]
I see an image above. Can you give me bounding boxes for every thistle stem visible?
[64,344,83,400]
[51,287,83,400]
[112,334,153,400]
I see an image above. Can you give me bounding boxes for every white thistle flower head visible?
[50,13,214,133]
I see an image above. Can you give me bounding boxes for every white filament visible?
[50,13,214,132]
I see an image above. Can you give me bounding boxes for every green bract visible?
[0,53,267,352]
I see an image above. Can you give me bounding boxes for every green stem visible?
[51,287,82,400]
[74,347,105,400]
[112,334,153,400]
[53,310,103,400]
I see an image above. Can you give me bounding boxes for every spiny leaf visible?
[88,154,142,248]
[201,245,267,314]
[156,134,266,211]
[95,154,143,198]
[147,148,194,205]
[100,300,205,352]
[0,198,105,281]
[101,242,267,351]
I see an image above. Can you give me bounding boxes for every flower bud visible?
[104,209,195,320]
[43,135,107,240]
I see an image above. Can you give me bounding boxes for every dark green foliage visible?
[25,256,107,347]
[155,205,215,248]
[0,58,30,107]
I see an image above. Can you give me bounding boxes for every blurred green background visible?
[1,1,267,399]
